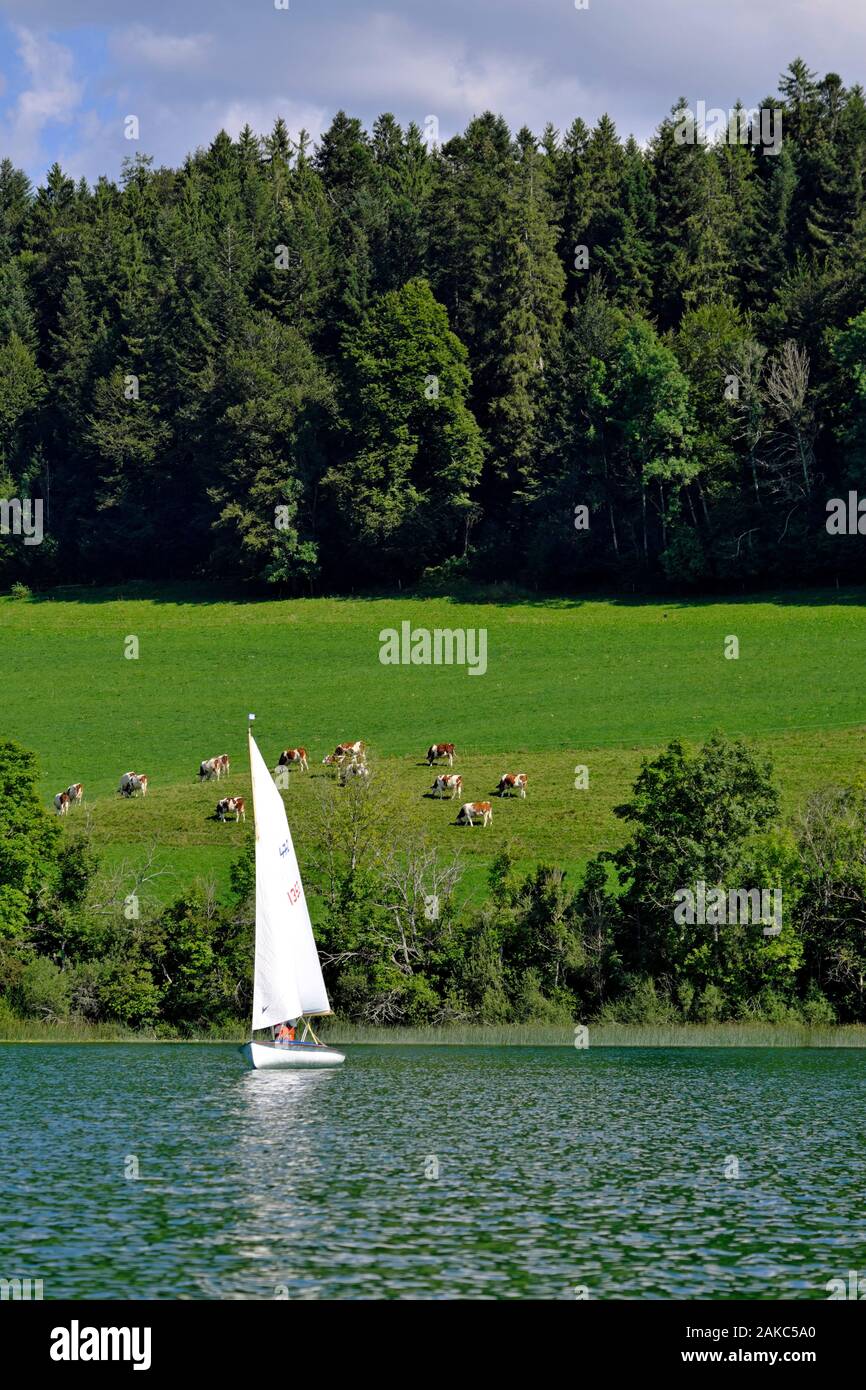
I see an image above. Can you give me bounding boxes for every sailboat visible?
[240,724,345,1070]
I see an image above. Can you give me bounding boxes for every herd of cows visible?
[275,740,529,826]
[51,741,529,829]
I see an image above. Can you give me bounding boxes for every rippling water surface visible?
[2,1044,865,1299]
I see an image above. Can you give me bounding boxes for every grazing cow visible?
[339,762,370,787]
[498,773,528,799]
[432,773,463,800]
[426,742,456,768]
[66,783,84,805]
[216,796,246,823]
[199,755,230,782]
[277,747,309,773]
[118,772,148,798]
[457,800,493,828]
[323,741,366,767]
[54,791,70,815]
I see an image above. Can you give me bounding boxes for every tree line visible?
[2,734,863,1032]
[3,58,866,593]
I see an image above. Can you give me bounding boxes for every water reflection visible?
[2,1044,865,1299]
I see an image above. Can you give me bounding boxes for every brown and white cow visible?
[199,755,230,782]
[426,742,456,767]
[119,772,148,798]
[432,773,463,800]
[216,796,246,823]
[54,791,70,815]
[322,741,366,768]
[277,747,308,773]
[457,800,493,827]
[66,783,83,806]
[498,773,528,799]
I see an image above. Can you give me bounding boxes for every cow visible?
[66,783,84,805]
[322,741,366,767]
[54,791,70,815]
[498,773,528,799]
[457,800,493,827]
[199,755,229,782]
[339,762,370,787]
[277,747,309,773]
[118,772,148,798]
[432,773,463,800]
[426,742,456,767]
[216,796,246,823]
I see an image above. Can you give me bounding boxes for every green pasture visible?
[3,582,866,909]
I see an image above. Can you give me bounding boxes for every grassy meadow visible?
[3,581,866,913]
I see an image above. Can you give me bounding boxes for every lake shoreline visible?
[5,1021,866,1047]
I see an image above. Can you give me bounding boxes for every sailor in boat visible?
[274,1020,297,1045]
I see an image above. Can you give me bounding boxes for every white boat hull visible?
[241,1039,345,1070]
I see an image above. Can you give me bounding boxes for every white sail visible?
[248,730,331,1031]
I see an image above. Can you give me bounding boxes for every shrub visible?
[694,984,727,1022]
[512,968,578,1024]
[399,972,441,1024]
[98,958,161,1028]
[13,956,71,1020]
[800,985,836,1027]
[67,961,105,1020]
[601,976,679,1024]
[741,988,800,1024]
[0,996,20,1033]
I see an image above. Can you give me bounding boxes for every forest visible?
[3,58,866,593]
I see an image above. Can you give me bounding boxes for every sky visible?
[0,0,865,186]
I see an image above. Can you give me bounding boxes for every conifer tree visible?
[326,277,484,579]
[480,128,565,503]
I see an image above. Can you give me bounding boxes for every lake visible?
[2,1044,864,1299]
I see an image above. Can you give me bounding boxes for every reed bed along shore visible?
[324,1022,866,1047]
[5,1016,866,1047]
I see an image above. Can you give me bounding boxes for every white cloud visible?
[110,25,215,73]
[0,25,83,167]
[268,11,600,146]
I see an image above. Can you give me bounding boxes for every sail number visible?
[287,881,301,905]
